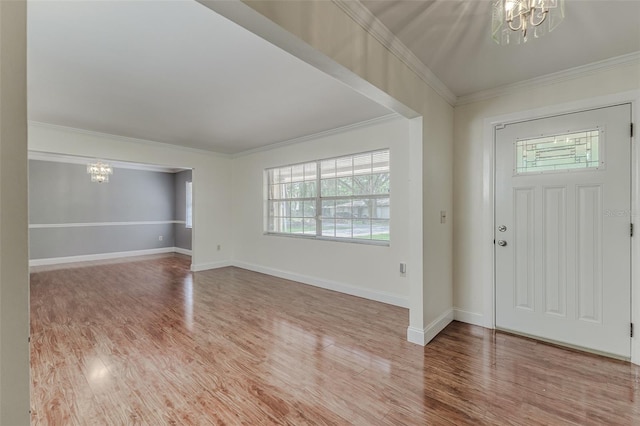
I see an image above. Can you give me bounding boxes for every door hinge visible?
[631,223,634,237]
[631,323,634,338]
[631,123,634,138]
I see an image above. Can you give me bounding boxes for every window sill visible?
[264,232,390,247]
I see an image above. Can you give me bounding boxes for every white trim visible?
[265,232,390,247]
[332,0,456,106]
[29,115,405,162]
[29,220,184,229]
[232,261,409,308]
[632,91,640,367]
[174,247,192,256]
[407,117,425,335]
[482,113,498,330]
[406,308,454,346]
[28,121,229,160]
[406,326,428,346]
[29,247,180,267]
[28,151,187,173]
[458,52,640,106]
[190,260,233,272]
[482,90,640,364]
[453,308,486,328]
[231,114,399,158]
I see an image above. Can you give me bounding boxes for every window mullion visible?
[315,161,321,237]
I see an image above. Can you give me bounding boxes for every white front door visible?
[495,104,632,358]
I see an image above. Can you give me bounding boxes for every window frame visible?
[265,149,390,246]
[185,181,193,229]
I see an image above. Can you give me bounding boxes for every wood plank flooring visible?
[30,254,640,425]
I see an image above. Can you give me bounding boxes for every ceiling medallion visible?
[492,0,565,45]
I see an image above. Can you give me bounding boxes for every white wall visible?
[203,0,454,345]
[28,123,233,271]
[452,61,640,353]
[231,116,412,307]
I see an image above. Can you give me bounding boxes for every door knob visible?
[497,240,507,247]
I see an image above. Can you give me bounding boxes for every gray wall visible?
[174,169,192,250]
[29,160,180,259]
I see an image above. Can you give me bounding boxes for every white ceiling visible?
[28,0,640,154]
[27,1,393,155]
[359,0,640,97]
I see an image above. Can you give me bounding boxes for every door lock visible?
[497,240,507,247]
[498,225,507,232]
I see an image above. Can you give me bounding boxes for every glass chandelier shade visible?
[87,162,113,183]
[492,0,565,45]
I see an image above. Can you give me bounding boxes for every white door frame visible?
[481,90,640,364]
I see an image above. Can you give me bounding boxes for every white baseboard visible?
[407,326,428,345]
[232,261,409,308]
[407,308,454,346]
[33,250,410,312]
[190,260,233,272]
[30,247,189,267]
[174,247,192,256]
[453,308,486,327]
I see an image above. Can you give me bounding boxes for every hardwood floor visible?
[30,254,640,425]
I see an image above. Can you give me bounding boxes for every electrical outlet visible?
[440,210,447,224]
[158,236,163,241]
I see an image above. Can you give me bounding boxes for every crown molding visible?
[28,121,231,159]
[231,113,400,158]
[332,0,457,106]
[28,151,188,173]
[456,51,640,106]
[29,115,402,162]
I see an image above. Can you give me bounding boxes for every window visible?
[266,149,390,243]
[515,129,601,174]
[185,181,192,228]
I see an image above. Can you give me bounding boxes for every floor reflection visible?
[183,274,193,331]
[267,318,392,387]
[86,356,110,385]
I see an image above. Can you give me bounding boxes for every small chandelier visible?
[87,161,113,183]
[492,0,564,45]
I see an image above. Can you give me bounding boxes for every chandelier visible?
[492,0,564,45]
[87,161,113,183]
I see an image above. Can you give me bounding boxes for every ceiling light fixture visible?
[492,0,564,45]
[87,161,113,183]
